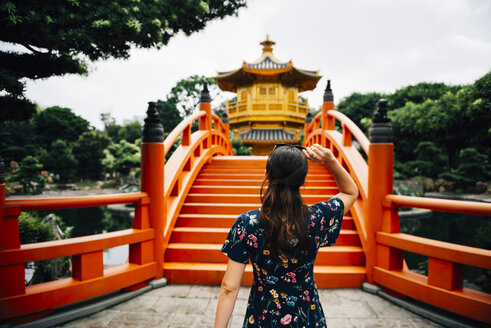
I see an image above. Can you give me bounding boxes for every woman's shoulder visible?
[239,209,261,229]
[309,197,344,216]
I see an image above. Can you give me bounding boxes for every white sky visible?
[22,0,491,130]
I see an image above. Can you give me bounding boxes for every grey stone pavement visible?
[55,285,443,328]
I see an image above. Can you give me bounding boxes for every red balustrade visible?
[0,95,232,325]
[303,89,491,324]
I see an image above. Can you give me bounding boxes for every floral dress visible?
[221,197,344,328]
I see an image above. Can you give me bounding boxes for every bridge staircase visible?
[1,84,490,326]
[164,156,366,287]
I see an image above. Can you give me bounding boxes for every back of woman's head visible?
[260,145,310,257]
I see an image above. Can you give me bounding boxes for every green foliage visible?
[100,113,121,143]
[34,106,90,148]
[0,0,247,121]
[438,148,490,186]
[0,119,37,163]
[397,142,448,178]
[231,138,252,155]
[103,140,140,176]
[338,71,491,188]
[18,212,71,284]
[155,75,221,134]
[388,82,461,109]
[337,92,384,132]
[72,131,112,180]
[38,139,78,182]
[7,155,46,194]
[117,121,142,143]
[18,212,54,245]
[100,113,142,144]
[155,99,183,135]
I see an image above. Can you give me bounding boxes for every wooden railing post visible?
[365,99,394,283]
[199,82,212,149]
[322,80,335,147]
[303,111,312,145]
[0,155,4,234]
[141,102,165,279]
[221,112,230,137]
[0,156,26,298]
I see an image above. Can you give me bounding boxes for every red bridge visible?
[1,87,490,326]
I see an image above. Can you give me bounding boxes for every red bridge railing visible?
[0,85,232,325]
[303,81,491,324]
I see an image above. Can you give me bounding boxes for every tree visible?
[399,141,448,178]
[231,138,252,155]
[34,106,90,148]
[100,113,121,143]
[38,139,78,182]
[156,99,183,135]
[0,119,38,163]
[7,155,46,194]
[18,212,71,285]
[0,0,247,121]
[439,148,490,186]
[117,121,142,144]
[388,82,461,109]
[103,140,140,177]
[72,131,112,180]
[337,92,384,132]
[156,75,222,133]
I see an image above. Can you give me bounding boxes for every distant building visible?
[214,36,321,155]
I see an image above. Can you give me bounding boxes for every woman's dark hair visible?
[260,145,310,257]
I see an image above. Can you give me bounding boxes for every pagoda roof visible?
[241,129,294,142]
[215,36,321,93]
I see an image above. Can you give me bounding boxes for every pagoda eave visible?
[215,68,321,92]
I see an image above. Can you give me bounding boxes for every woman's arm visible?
[215,259,247,328]
[303,144,359,214]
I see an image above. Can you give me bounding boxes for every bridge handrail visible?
[375,193,491,323]
[376,232,491,269]
[211,113,229,134]
[164,111,206,156]
[161,106,232,247]
[384,194,491,216]
[4,192,148,211]
[0,228,154,266]
[303,107,369,257]
[0,189,156,322]
[327,110,369,155]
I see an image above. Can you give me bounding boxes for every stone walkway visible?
[55,285,443,328]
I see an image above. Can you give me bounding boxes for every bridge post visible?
[0,156,26,298]
[199,82,212,149]
[322,80,335,147]
[0,155,4,223]
[365,99,394,284]
[221,112,230,137]
[303,111,312,145]
[141,102,165,279]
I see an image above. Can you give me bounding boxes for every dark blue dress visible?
[221,197,344,328]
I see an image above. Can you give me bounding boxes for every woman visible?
[215,143,358,328]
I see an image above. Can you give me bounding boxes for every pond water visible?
[400,211,490,292]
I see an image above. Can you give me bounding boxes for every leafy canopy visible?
[0,0,247,121]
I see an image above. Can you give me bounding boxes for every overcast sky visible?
[23,0,491,129]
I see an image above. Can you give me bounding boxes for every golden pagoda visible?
[214,36,322,155]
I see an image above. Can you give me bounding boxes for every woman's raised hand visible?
[302,144,336,164]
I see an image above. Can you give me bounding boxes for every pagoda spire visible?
[260,35,275,54]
